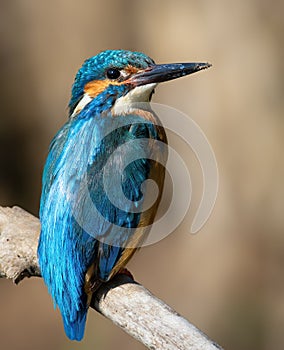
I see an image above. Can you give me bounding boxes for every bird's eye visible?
[106,68,121,80]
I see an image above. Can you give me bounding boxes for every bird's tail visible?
[63,311,87,341]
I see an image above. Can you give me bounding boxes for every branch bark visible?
[0,205,223,350]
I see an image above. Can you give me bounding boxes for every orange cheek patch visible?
[84,80,110,98]
[84,79,124,98]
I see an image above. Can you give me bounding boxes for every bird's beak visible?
[129,62,212,86]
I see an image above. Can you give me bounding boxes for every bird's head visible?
[69,50,211,117]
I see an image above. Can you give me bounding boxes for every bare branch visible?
[92,275,223,350]
[0,206,41,282]
[0,205,223,350]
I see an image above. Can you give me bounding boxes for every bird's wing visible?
[75,115,167,284]
[38,112,167,340]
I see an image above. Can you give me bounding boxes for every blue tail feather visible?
[63,311,87,341]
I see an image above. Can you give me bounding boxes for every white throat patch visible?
[112,83,156,115]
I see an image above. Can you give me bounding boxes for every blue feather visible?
[38,109,166,340]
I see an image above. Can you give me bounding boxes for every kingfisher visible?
[38,49,211,341]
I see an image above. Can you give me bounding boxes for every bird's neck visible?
[70,83,156,119]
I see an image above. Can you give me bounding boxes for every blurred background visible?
[0,0,283,349]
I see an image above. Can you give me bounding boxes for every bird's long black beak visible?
[129,62,211,86]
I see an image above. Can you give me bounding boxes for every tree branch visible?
[0,205,223,350]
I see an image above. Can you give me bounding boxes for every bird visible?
[38,49,211,341]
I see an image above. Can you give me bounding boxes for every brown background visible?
[0,1,283,349]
